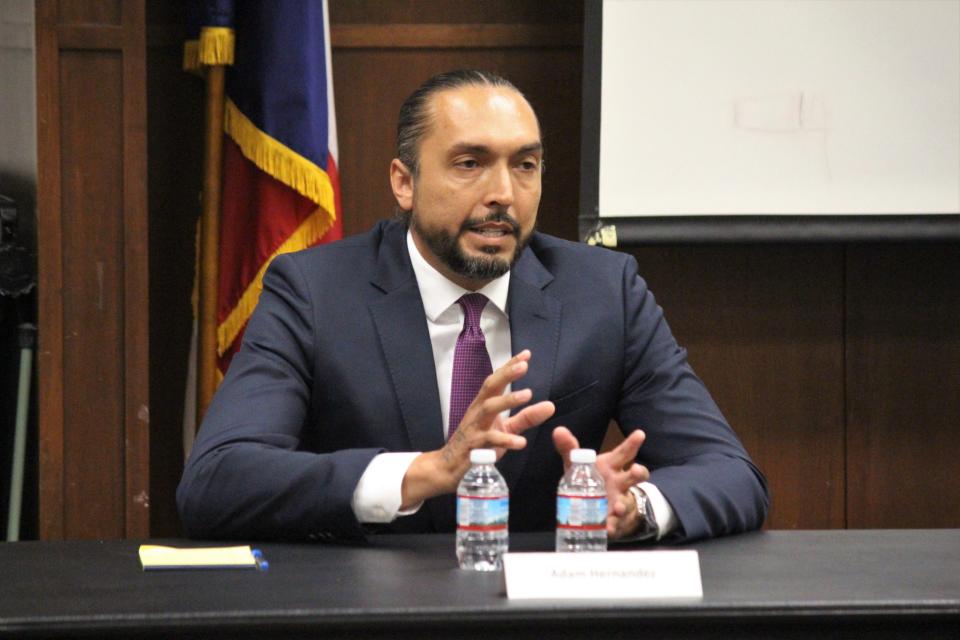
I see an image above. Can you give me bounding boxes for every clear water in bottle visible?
[456,449,509,570]
[556,448,608,552]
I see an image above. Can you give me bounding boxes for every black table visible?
[3,530,958,639]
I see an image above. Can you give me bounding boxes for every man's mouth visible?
[468,222,514,238]
[462,212,521,240]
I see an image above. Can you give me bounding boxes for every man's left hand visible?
[552,426,649,540]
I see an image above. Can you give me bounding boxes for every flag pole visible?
[197,63,226,428]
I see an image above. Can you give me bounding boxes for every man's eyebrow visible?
[515,142,544,156]
[449,143,491,156]
[448,142,544,156]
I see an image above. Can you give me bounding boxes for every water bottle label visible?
[556,495,608,530]
[456,495,509,531]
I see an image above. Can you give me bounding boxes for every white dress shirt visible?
[351,231,675,539]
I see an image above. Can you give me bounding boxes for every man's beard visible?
[411,209,530,282]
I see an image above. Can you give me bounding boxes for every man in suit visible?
[177,70,768,544]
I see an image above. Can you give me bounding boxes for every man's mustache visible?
[460,210,521,235]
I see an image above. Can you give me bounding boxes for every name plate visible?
[503,551,703,600]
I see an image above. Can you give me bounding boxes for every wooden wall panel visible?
[629,245,847,530]
[56,0,121,25]
[846,244,960,528]
[36,0,149,539]
[58,51,125,539]
[329,0,582,24]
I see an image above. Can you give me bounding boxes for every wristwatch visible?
[628,485,659,542]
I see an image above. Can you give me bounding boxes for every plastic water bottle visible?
[556,448,608,552]
[456,449,509,570]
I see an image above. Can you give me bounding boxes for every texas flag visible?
[183,0,342,452]
[186,0,342,376]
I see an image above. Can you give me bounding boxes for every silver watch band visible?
[628,485,659,541]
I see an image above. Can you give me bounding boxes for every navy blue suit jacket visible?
[177,219,768,542]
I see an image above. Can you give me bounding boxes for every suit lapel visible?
[368,223,452,530]
[368,223,445,456]
[498,247,561,492]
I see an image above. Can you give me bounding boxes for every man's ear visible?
[390,158,414,212]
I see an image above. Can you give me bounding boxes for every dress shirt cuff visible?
[639,481,676,541]
[351,452,423,523]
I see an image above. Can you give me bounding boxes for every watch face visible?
[629,486,655,539]
[642,495,658,529]
[630,487,658,540]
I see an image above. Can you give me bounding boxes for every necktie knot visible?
[457,293,488,331]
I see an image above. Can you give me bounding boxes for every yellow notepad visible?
[138,544,259,570]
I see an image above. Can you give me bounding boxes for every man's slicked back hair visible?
[396,69,524,176]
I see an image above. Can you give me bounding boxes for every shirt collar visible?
[406,229,510,322]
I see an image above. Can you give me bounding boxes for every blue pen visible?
[252,548,269,571]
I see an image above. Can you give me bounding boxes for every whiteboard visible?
[597,0,960,220]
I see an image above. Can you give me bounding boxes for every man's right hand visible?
[400,349,554,509]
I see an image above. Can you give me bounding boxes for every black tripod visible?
[1,192,36,541]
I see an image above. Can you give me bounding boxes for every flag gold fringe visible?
[216,207,334,356]
[216,98,339,355]
[224,99,338,221]
[182,27,235,71]
[199,27,235,66]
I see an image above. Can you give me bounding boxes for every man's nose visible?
[484,163,514,208]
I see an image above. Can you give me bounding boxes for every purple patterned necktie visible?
[448,293,493,439]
